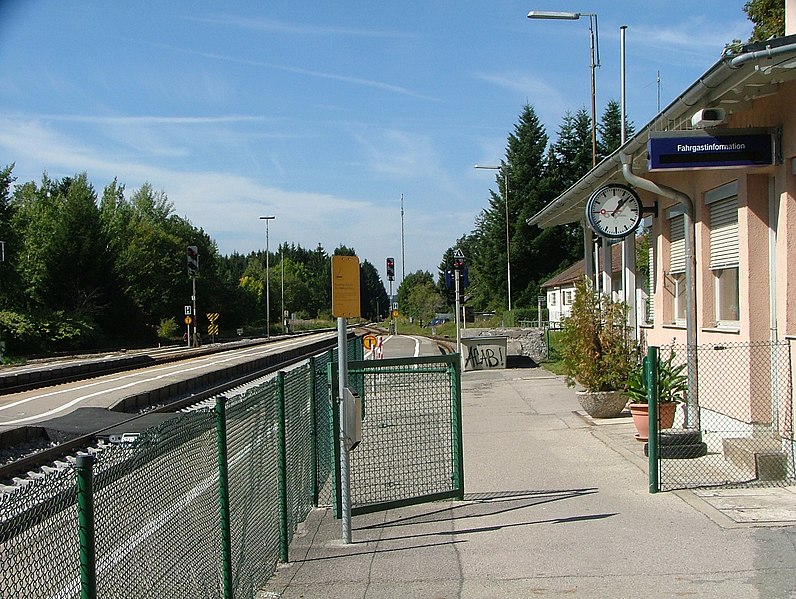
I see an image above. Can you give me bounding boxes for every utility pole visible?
[260,216,275,339]
[400,194,405,283]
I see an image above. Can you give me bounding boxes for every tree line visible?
[3,3,775,355]
[0,167,387,355]
[0,100,625,355]
[395,100,633,326]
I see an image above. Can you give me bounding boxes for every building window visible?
[707,182,739,327]
[563,290,574,306]
[548,292,556,307]
[715,267,739,322]
[673,272,687,322]
[668,209,686,324]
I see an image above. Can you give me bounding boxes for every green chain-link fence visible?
[650,341,796,491]
[0,338,354,599]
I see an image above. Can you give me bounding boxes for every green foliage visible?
[360,259,389,321]
[597,99,635,160]
[0,164,390,356]
[744,0,785,42]
[406,282,445,325]
[626,350,688,404]
[397,271,435,313]
[157,317,180,340]
[0,309,98,353]
[559,277,637,392]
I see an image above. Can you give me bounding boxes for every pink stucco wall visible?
[638,81,796,426]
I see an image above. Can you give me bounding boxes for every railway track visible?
[0,331,347,486]
[0,331,331,395]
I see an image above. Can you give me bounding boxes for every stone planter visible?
[576,390,628,419]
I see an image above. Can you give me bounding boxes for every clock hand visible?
[611,197,628,216]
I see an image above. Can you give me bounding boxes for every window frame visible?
[706,182,740,329]
[667,207,687,325]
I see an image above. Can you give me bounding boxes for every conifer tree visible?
[597,99,635,160]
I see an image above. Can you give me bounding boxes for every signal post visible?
[386,257,395,334]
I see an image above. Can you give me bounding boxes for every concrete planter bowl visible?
[576,390,628,419]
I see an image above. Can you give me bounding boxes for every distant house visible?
[542,243,647,324]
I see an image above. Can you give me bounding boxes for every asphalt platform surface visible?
[260,366,796,599]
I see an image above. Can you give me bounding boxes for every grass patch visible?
[541,328,566,375]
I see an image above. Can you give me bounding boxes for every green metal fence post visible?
[309,356,319,507]
[329,359,342,519]
[75,454,96,599]
[451,356,465,499]
[647,346,660,494]
[215,395,233,599]
[277,371,289,562]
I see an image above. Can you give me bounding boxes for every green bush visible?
[157,317,180,340]
[0,309,99,355]
[559,277,637,392]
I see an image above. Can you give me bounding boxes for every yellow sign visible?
[331,255,361,318]
[391,309,399,318]
[363,334,377,350]
[184,316,192,325]
[207,312,219,323]
[208,324,219,336]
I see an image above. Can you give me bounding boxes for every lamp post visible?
[474,164,512,312]
[259,216,275,339]
[281,248,286,334]
[527,11,600,167]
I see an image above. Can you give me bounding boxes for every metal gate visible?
[332,354,464,516]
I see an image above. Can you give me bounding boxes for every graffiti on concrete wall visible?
[463,340,506,371]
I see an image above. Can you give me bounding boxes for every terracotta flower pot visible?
[628,402,678,441]
[576,390,628,419]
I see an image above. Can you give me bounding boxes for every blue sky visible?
[0,1,752,284]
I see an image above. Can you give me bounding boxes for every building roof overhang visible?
[527,35,796,229]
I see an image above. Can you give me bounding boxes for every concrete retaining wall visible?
[461,328,547,364]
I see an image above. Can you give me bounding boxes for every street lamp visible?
[527,11,600,166]
[474,164,512,312]
[259,215,275,339]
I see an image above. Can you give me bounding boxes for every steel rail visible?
[0,333,345,483]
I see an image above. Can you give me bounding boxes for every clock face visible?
[586,184,643,239]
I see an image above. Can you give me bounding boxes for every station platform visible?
[260,366,796,599]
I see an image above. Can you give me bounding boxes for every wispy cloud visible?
[0,116,461,274]
[145,41,439,101]
[2,113,272,126]
[631,17,751,61]
[184,14,417,39]
[474,71,564,101]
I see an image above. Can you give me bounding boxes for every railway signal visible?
[386,257,395,281]
[187,245,199,276]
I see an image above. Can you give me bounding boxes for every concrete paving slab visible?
[259,367,796,599]
[692,487,796,524]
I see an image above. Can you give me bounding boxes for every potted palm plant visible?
[625,349,687,440]
[560,276,637,418]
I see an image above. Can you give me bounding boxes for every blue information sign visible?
[648,133,773,170]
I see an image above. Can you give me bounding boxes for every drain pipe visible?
[727,40,796,68]
[621,154,700,428]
